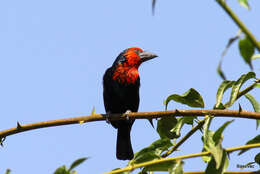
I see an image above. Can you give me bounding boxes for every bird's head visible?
[113,47,157,68]
[112,47,157,84]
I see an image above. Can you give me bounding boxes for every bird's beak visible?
[139,51,158,63]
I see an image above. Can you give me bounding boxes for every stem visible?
[216,0,260,52]
[1,110,260,142]
[105,143,260,174]
[237,79,260,99]
[162,119,206,158]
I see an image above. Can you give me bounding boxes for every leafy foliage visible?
[202,119,233,170]
[215,80,235,109]
[142,160,183,173]
[217,31,241,80]
[238,135,260,155]
[239,36,255,69]
[225,72,256,108]
[237,0,250,10]
[5,169,11,174]
[54,158,88,174]
[164,88,204,110]
[255,153,260,166]
[157,117,178,139]
[130,139,172,165]
[205,150,229,174]
[244,93,260,129]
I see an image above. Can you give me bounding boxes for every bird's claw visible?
[105,112,111,124]
[124,110,132,120]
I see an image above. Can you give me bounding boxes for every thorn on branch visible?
[148,119,154,128]
[17,122,22,129]
[0,137,6,147]
[238,103,243,113]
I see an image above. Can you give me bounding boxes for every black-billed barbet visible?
[103,47,157,160]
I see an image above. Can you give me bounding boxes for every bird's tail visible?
[116,126,133,160]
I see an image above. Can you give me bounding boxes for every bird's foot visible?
[105,112,111,124]
[124,110,132,120]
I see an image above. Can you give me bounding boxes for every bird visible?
[103,47,157,160]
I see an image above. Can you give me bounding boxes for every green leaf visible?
[210,120,233,168]
[5,169,11,174]
[170,116,197,138]
[225,72,256,108]
[142,160,183,173]
[203,116,213,144]
[131,139,172,164]
[132,152,159,165]
[217,61,226,81]
[205,150,229,174]
[164,88,204,110]
[209,141,224,169]
[239,37,254,69]
[244,94,260,112]
[54,166,68,174]
[143,161,176,172]
[183,116,197,125]
[202,148,211,163]
[244,93,260,129]
[203,130,224,168]
[215,81,235,109]
[255,153,260,166]
[68,158,88,172]
[217,31,241,80]
[238,135,260,155]
[169,160,184,174]
[213,120,234,144]
[137,170,147,174]
[157,117,178,139]
[237,0,250,10]
[203,117,231,169]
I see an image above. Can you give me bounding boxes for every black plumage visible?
[103,47,157,160]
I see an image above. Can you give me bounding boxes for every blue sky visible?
[0,0,260,173]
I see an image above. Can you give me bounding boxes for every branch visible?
[1,110,260,142]
[105,143,260,174]
[216,0,260,52]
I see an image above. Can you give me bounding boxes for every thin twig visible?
[1,110,260,141]
[237,79,260,99]
[105,143,260,174]
[216,0,260,52]
[161,119,206,158]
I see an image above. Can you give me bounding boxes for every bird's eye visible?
[118,57,126,64]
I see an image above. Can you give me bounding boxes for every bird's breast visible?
[112,66,139,84]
